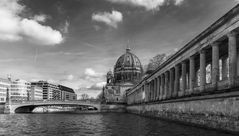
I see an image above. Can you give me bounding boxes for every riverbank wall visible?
[100,104,126,112]
[126,91,239,133]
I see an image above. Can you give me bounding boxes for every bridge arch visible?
[8,101,101,113]
[14,104,99,113]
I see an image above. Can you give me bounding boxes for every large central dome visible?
[114,48,143,84]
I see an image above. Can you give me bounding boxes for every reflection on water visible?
[0,113,235,136]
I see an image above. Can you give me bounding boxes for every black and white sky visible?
[0,0,238,97]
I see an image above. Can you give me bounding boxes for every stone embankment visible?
[126,92,239,133]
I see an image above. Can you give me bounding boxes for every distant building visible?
[31,81,61,100]
[0,78,11,103]
[30,86,43,100]
[58,85,77,100]
[103,48,143,103]
[11,79,31,101]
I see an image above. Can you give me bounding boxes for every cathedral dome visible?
[114,48,143,84]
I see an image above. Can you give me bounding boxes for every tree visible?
[145,54,167,74]
[80,93,89,100]
[96,91,103,100]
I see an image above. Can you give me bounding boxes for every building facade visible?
[31,81,61,100]
[30,86,43,100]
[103,48,143,103]
[0,78,11,103]
[11,79,31,101]
[58,85,77,100]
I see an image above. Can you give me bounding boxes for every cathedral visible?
[102,47,143,103]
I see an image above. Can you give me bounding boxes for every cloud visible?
[106,0,184,11]
[87,82,106,90]
[67,74,74,81]
[92,10,123,28]
[84,68,104,78]
[0,0,64,45]
[77,68,105,90]
[32,14,48,23]
[20,19,63,45]
[175,0,184,5]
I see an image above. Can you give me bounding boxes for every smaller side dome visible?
[106,70,114,84]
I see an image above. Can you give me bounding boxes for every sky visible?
[0,0,238,98]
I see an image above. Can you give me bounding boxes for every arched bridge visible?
[5,100,101,113]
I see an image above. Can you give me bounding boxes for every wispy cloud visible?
[41,51,85,57]
[106,0,184,11]
[0,58,26,63]
[0,0,63,45]
[60,20,70,33]
[92,10,123,28]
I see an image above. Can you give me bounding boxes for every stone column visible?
[164,72,168,99]
[148,84,150,102]
[228,31,237,87]
[221,56,228,80]
[152,80,155,101]
[150,81,153,102]
[154,79,157,101]
[169,68,174,99]
[160,75,164,100]
[174,65,180,97]
[200,49,206,91]
[238,51,239,76]
[189,56,195,94]
[212,42,220,88]
[157,76,160,100]
[148,83,151,102]
[144,84,147,102]
[181,61,187,96]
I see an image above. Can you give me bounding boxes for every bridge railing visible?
[10,100,100,105]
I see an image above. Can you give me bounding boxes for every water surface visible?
[0,113,235,136]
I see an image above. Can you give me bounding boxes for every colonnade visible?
[128,31,239,104]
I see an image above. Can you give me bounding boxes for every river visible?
[0,113,235,136]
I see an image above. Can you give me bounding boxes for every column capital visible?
[210,41,220,47]
[199,49,206,54]
[170,67,174,72]
[189,55,195,60]
[181,60,187,65]
[227,31,237,38]
[174,64,180,68]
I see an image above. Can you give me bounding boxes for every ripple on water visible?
[0,113,235,136]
